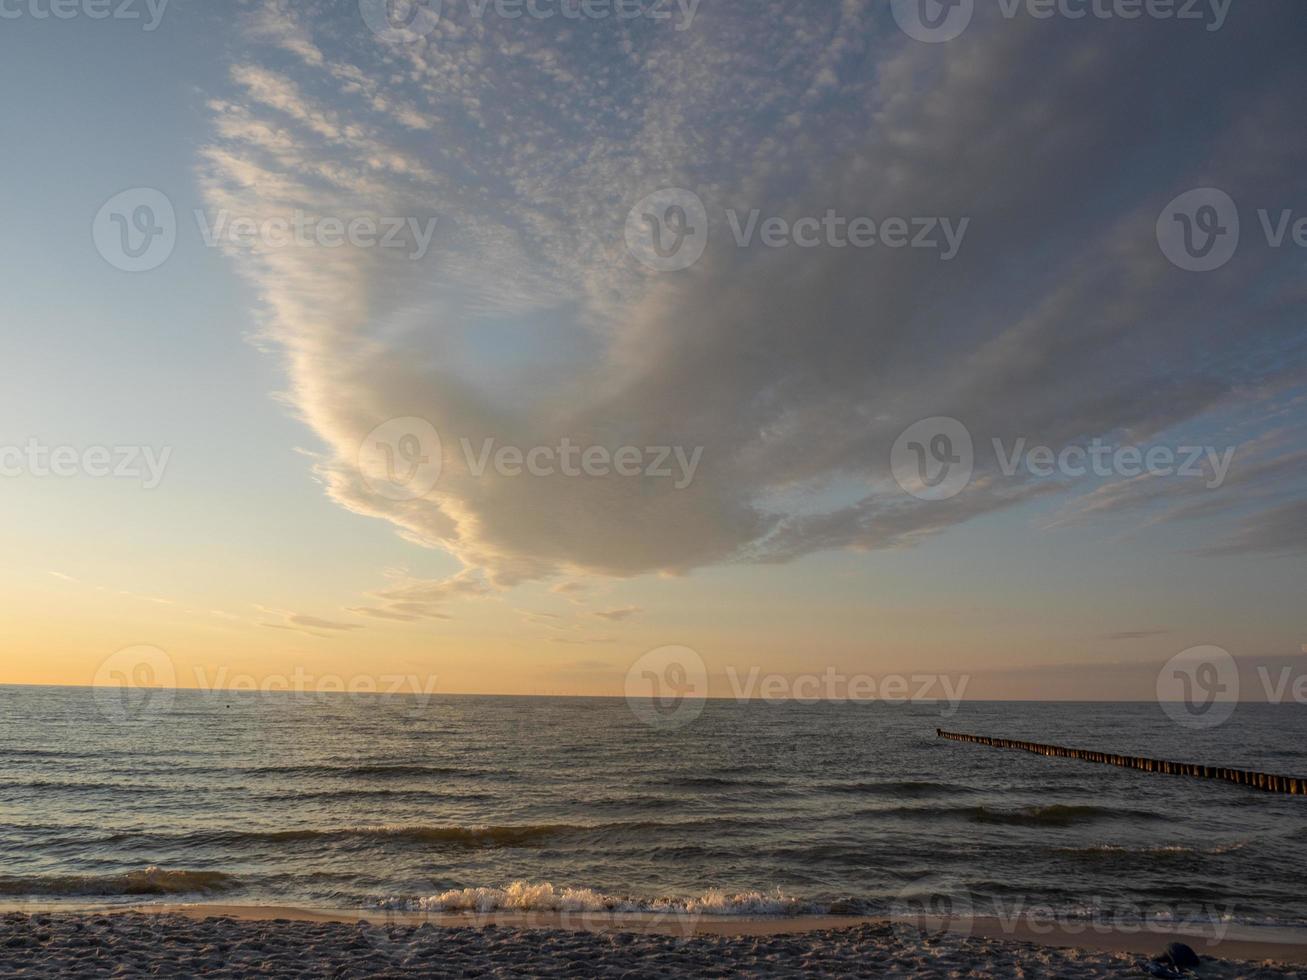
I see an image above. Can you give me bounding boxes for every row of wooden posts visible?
[936,729,1305,796]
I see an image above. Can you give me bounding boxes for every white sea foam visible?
[383,881,815,916]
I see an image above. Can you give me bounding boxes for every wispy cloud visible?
[593,606,643,622]
[1203,500,1307,557]
[257,607,365,637]
[350,569,491,621]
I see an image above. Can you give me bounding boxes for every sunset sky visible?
[2,0,1304,698]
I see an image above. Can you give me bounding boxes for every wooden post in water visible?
[935,729,1305,796]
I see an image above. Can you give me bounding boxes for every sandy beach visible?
[2,908,1304,978]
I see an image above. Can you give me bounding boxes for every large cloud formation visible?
[200,0,1307,589]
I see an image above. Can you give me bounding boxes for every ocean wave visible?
[969,804,1164,827]
[650,776,790,791]
[103,824,575,848]
[0,749,100,761]
[1055,841,1249,858]
[383,881,817,916]
[576,794,683,811]
[0,779,168,794]
[341,824,568,846]
[240,764,498,780]
[817,780,977,798]
[254,788,497,803]
[869,803,1164,827]
[0,867,239,898]
[91,818,758,851]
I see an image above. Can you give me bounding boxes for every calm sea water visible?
[2,687,1305,926]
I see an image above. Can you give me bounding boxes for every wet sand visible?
[2,906,1304,978]
[141,904,1307,962]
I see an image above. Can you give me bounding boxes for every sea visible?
[2,687,1305,930]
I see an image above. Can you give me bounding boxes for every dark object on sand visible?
[936,729,1306,796]
[1159,943,1202,970]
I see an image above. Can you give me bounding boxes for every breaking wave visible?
[382,881,817,916]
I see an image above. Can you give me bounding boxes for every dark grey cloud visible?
[208,1,1307,586]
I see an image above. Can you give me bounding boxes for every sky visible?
[1,0,1304,699]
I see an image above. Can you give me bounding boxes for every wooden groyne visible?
[936,729,1305,796]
